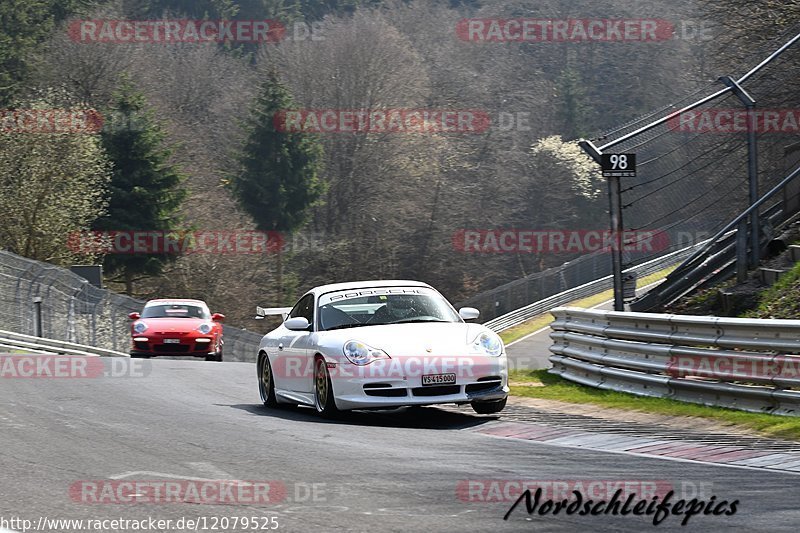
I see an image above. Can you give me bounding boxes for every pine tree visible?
[231,70,324,301]
[93,81,186,294]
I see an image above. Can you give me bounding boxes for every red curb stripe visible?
[623,442,688,454]
[700,450,772,463]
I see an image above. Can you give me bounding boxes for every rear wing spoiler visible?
[255,306,293,320]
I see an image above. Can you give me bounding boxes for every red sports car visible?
[128,299,225,361]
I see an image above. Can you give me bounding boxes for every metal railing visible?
[483,242,704,332]
[549,307,800,416]
[632,166,800,311]
[456,249,615,322]
[0,329,128,357]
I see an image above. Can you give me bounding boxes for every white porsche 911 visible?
[255,280,509,417]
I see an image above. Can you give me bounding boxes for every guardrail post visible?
[33,296,43,337]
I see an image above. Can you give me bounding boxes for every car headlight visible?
[197,323,213,334]
[133,322,148,334]
[343,340,390,366]
[473,331,502,356]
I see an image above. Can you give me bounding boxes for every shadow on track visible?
[225,403,497,430]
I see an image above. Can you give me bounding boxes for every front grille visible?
[153,344,191,353]
[133,341,149,350]
[411,385,460,397]
[466,381,502,394]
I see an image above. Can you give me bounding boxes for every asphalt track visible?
[2,359,799,532]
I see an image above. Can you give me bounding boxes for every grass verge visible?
[499,266,677,345]
[743,261,800,318]
[509,369,800,441]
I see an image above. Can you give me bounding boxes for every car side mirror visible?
[211,313,225,322]
[128,312,141,320]
[284,317,311,331]
[459,307,480,320]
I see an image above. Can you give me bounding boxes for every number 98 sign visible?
[601,153,637,178]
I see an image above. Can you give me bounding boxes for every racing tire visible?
[471,397,507,414]
[313,356,340,418]
[205,351,223,362]
[258,353,278,407]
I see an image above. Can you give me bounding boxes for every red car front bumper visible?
[130,334,220,357]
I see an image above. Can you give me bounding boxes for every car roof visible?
[144,299,208,306]
[309,280,433,297]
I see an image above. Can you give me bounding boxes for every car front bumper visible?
[328,354,509,410]
[130,337,218,357]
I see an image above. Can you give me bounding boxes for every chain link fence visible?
[0,250,263,362]
[457,249,612,321]
[482,243,701,332]
[460,27,800,321]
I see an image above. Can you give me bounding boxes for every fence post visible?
[736,219,748,282]
[608,174,626,311]
[33,296,43,337]
[721,75,759,266]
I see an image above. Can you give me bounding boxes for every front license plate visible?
[422,373,456,386]
[163,339,180,344]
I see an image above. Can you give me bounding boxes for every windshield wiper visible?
[324,323,372,331]
[392,318,451,324]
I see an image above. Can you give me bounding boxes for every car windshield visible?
[317,287,461,331]
[141,304,210,319]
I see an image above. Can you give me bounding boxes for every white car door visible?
[275,293,316,393]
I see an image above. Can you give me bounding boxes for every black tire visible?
[258,353,278,407]
[471,397,507,414]
[130,353,150,359]
[205,352,223,362]
[313,356,339,418]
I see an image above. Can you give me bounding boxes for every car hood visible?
[138,317,208,332]
[317,322,498,357]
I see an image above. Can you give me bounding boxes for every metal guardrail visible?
[548,307,800,416]
[0,329,128,357]
[0,250,265,362]
[483,243,705,333]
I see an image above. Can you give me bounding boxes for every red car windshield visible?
[141,304,210,319]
